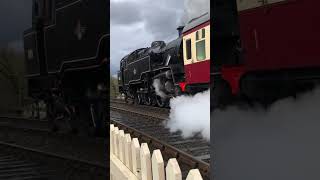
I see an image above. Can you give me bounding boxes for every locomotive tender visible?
[24,0,109,135]
[213,0,320,107]
[118,13,210,107]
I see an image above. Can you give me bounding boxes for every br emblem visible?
[74,19,87,40]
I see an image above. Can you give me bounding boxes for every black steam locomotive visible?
[24,0,109,136]
[118,28,186,107]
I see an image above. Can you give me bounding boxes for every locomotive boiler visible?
[118,39,185,107]
[24,0,109,136]
[118,13,211,107]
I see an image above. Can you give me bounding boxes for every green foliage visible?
[110,75,119,98]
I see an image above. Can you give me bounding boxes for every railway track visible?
[110,110,210,179]
[0,145,53,180]
[0,116,49,130]
[110,99,169,120]
[0,141,106,180]
[110,98,170,113]
[0,116,107,180]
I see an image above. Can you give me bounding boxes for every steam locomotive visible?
[24,0,109,136]
[118,13,210,107]
[212,0,320,108]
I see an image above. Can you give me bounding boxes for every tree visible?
[0,47,26,111]
[110,75,119,98]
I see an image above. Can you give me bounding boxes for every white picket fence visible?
[110,124,203,180]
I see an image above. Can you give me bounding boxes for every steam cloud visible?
[153,79,167,98]
[181,0,210,24]
[164,0,210,140]
[214,87,320,180]
[166,90,210,140]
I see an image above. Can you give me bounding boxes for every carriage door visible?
[183,35,193,84]
[248,0,293,68]
[237,0,269,68]
[213,0,241,71]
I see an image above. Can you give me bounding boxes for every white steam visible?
[153,79,167,98]
[181,0,210,24]
[214,87,320,180]
[166,90,210,140]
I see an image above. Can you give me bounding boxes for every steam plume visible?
[153,79,167,98]
[166,90,210,140]
[214,87,320,180]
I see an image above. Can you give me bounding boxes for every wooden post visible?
[166,158,182,180]
[151,149,165,180]
[124,133,133,171]
[186,169,203,180]
[119,130,125,162]
[114,127,119,157]
[140,143,152,180]
[132,138,141,178]
[110,124,115,154]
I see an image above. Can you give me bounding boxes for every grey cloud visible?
[0,1,32,48]
[110,1,143,26]
[142,5,183,40]
[110,0,210,73]
[110,0,185,73]
[181,0,210,24]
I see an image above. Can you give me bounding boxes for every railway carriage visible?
[181,13,210,93]
[212,0,320,107]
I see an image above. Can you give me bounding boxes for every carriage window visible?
[196,31,199,41]
[196,40,206,60]
[195,28,206,61]
[186,39,192,60]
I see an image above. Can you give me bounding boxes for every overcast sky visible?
[110,0,209,75]
[0,0,209,70]
[0,1,32,51]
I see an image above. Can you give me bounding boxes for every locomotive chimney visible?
[177,26,184,37]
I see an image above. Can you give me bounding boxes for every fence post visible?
[186,169,203,180]
[119,130,125,162]
[132,138,141,178]
[114,127,119,157]
[140,143,152,180]
[166,158,182,180]
[110,124,114,154]
[152,149,165,180]
[124,133,133,171]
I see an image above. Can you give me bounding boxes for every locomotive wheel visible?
[124,94,129,104]
[144,94,153,106]
[134,94,142,105]
[156,96,167,108]
[89,101,107,137]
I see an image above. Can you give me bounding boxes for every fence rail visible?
[110,124,203,180]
